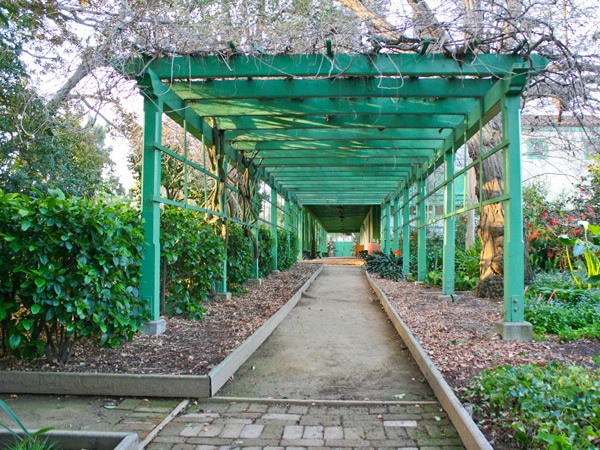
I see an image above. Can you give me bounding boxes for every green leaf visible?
[8,333,22,350]
[30,304,42,314]
[0,399,31,437]
[588,224,600,235]
[34,278,46,288]
[573,243,587,257]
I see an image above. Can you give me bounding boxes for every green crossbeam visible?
[216,114,463,131]
[185,97,478,117]
[228,128,453,142]
[128,53,545,79]
[171,77,495,101]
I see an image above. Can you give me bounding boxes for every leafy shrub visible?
[365,252,403,281]
[258,226,275,278]
[525,271,600,340]
[277,228,298,271]
[0,189,147,362]
[226,223,254,292]
[559,222,600,288]
[425,240,481,291]
[466,362,600,449]
[161,207,225,319]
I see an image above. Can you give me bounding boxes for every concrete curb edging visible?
[365,273,493,450]
[208,264,324,395]
[0,371,210,398]
[0,430,138,450]
[0,265,323,399]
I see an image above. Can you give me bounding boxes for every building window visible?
[526,138,549,160]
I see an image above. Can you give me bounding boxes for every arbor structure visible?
[126,51,546,340]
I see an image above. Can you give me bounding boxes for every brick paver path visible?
[149,399,465,449]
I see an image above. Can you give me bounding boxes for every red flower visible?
[394,249,402,255]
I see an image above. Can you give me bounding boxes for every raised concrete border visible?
[208,264,324,396]
[0,371,211,398]
[366,273,493,450]
[0,265,323,399]
[0,430,138,450]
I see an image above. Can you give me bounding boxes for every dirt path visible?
[219,265,435,401]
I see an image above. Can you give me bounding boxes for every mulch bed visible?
[370,276,600,448]
[0,263,319,375]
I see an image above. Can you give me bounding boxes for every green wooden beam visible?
[171,77,494,101]
[186,97,478,117]
[127,53,546,80]
[228,128,452,142]
[235,139,439,151]
[216,114,463,131]
[260,158,423,167]
[244,149,435,158]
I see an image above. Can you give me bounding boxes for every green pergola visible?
[128,51,546,340]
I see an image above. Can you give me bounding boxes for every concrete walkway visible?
[219,265,433,401]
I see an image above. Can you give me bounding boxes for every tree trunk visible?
[467,117,505,298]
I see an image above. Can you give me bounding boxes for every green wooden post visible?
[417,178,427,281]
[251,184,261,280]
[297,208,304,260]
[140,95,165,334]
[216,181,229,294]
[271,186,278,270]
[383,202,391,254]
[402,188,411,275]
[499,94,532,340]
[284,196,291,261]
[393,196,400,252]
[442,149,456,296]
[252,226,260,279]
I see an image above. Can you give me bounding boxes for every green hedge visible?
[0,190,148,362]
[226,223,254,292]
[160,207,225,318]
[0,190,300,362]
[258,226,275,278]
[277,228,298,271]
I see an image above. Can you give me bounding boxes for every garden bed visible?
[0,263,319,376]
[370,276,600,448]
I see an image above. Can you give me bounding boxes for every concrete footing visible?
[495,321,533,341]
[213,292,232,301]
[142,319,167,335]
[247,278,263,286]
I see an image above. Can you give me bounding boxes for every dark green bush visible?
[0,189,148,362]
[425,240,481,290]
[258,226,275,278]
[277,228,298,271]
[465,362,600,449]
[365,252,404,281]
[226,223,254,292]
[525,271,600,340]
[161,207,225,319]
